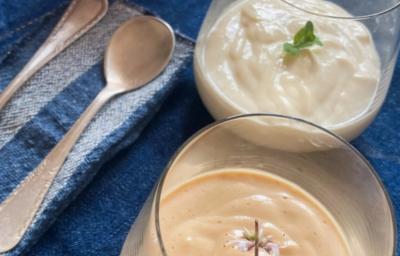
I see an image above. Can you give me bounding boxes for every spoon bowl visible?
[105,16,175,90]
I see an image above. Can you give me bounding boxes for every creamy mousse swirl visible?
[197,0,380,132]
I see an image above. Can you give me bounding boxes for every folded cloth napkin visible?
[0,1,193,255]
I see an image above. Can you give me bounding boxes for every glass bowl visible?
[194,0,400,141]
[122,114,396,256]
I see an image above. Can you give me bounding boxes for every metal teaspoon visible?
[0,15,175,253]
[0,0,108,110]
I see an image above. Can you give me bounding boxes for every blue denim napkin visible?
[0,1,193,255]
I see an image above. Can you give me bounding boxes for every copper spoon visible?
[0,0,108,110]
[0,15,175,253]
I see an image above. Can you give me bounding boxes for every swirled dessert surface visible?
[197,0,380,128]
[151,169,351,255]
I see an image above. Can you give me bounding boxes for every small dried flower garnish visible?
[226,220,280,256]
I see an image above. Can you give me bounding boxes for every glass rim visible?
[153,113,397,256]
[279,0,400,20]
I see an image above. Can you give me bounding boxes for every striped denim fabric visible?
[0,1,193,255]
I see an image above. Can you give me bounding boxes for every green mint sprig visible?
[283,21,323,56]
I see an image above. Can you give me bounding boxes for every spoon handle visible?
[0,0,108,110]
[0,86,117,253]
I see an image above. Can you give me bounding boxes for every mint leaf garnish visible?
[283,21,323,56]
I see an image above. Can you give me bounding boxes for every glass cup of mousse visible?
[194,0,400,141]
[121,114,395,256]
